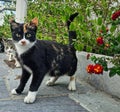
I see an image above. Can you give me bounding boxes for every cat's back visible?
[36,39,68,51]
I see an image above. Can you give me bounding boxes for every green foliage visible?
[0,14,13,39]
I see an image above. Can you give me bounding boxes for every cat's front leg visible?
[11,68,31,95]
[8,53,14,61]
[24,91,37,103]
[14,58,21,68]
[24,70,45,103]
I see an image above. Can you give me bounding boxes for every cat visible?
[2,38,20,67]
[2,38,15,60]
[10,12,78,103]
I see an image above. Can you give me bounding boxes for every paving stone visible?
[0,53,10,98]
[0,54,10,77]
[0,78,9,99]
[69,91,120,112]
[0,96,88,112]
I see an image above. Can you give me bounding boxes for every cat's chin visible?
[14,41,36,55]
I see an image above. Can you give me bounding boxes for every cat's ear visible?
[30,17,38,26]
[9,19,19,30]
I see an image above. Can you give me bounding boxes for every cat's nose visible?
[21,40,26,46]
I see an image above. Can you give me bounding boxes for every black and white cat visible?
[10,13,78,103]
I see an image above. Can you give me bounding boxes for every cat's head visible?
[2,38,15,54]
[10,18,38,46]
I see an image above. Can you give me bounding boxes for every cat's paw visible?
[24,91,37,104]
[46,80,55,86]
[15,62,21,68]
[11,89,18,95]
[68,80,76,91]
[46,77,58,86]
[15,60,21,68]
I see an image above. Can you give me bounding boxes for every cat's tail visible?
[67,12,79,30]
[66,12,79,49]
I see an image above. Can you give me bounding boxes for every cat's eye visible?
[10,46,13,49]
[16,33,21,38]
[26,34,31,38]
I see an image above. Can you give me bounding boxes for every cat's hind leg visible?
[68,74,76,91]
[46,76,59,86]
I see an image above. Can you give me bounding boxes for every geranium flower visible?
[96,37,104,45]
[86,64,94,74]
[111,10,120,20]
[93,64,103,74]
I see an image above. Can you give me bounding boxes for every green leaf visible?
[101,25,106,31]
[90,56,98,63]
[86,7,90,17]
[97,17,102,25]
[109,71,116,77]
[86,32,91,37]
[86,45,92,52]
[110,25,116,33]
[79,0,87,4]
[109,67,117,77]
[117,69,120,75]
[70,23,75,30]
[79,15,84,23]
[75,43,84,51]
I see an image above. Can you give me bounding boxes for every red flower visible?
[93,64,103,74]
[86,64,94,74]
[96,37,104,45]
[111,10,120,20]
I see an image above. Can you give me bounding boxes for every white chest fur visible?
[14,40,36,56]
